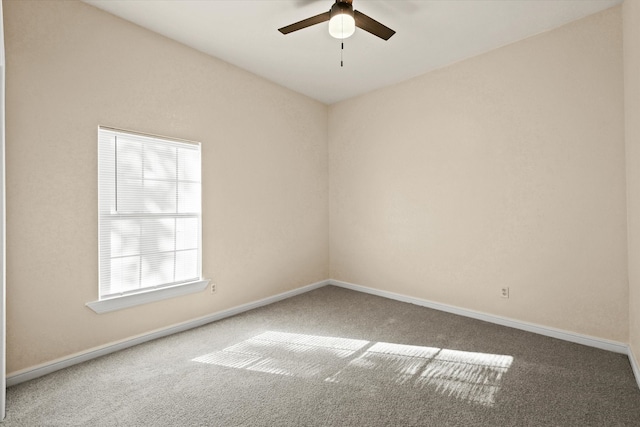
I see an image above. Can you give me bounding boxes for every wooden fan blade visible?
[354,10,395,40]
[278,11,331,34]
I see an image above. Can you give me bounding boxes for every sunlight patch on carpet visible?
[192,331,513,407]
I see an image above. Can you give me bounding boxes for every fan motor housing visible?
[330,2,354,18]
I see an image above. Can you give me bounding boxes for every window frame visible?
[87,127,208,314]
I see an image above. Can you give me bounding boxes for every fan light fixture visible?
[278,0,396,42]
[328,2,355,39]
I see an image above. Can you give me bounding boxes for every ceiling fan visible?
[278,0,396,41]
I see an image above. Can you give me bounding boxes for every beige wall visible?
[4,0,633,377]
[329,7,628,342]
[4,0,329,374]
[624,0,640,364]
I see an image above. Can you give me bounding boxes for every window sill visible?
[86,279,210,314]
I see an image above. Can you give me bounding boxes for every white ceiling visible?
[84,0,622,105]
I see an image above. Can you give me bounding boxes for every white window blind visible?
[98,127,202,300]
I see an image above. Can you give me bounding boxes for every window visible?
[87,127,208,313]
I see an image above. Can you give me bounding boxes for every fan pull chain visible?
[341,42,344,67]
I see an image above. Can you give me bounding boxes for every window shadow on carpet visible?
[192,331,513,407]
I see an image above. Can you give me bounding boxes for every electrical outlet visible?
[211,283,217,294]
[501,287,509,299]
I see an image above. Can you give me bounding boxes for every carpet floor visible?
[4,285,640,426]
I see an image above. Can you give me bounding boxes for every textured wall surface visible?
[329,7,627,342]
[624,0,640,365]
[4,0,329,374]
[3,0,633,377]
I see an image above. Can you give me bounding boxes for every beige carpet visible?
[4,285,640,426]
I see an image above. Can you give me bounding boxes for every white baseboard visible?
[329,279,630,355]
[6,279,330,387]
[8,278,639,390]
[629,346,640,390]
